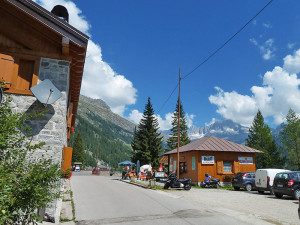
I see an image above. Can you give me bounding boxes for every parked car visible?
[74,165,81,172]
[232,172,256,191]
[255,169,290,194]
[273,171,300,200]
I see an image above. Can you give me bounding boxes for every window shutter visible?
[15,59,34,90]
[233,161,240,173]
[0,54,14,85]
[217,161,223,174]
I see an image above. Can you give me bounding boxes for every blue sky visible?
[37,0,300,130]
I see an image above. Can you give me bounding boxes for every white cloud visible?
[209,50,300,126]
[283,49,300,74]
[262,23,272,29]
[156,113,173,131]
[128,110,194,131]
[249,38,258,46]
[128,110,143,124]
[287,43,296,50]
[36,0,137,116]
[260,38,275,60]
[186,113,195,128]
[250,38,276,60]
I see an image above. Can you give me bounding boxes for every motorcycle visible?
[200,173,220,188]
[164,173,192,190]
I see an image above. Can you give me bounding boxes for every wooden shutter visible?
[0,54,14,86]
[15,59,34,90]
[217,161,223,174]
[233,161,240,173]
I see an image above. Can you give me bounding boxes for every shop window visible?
[173,160,177,173]
[0,53,39,95]
[223,161,232,173]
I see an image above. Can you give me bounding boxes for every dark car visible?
[232,172,256,191]
[273,171,300,200]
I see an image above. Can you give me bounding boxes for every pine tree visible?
[167,99,191,150]
[131,97,162,168]
[280,108,300,170]
[246,110,283,168]
[72,132,84,164]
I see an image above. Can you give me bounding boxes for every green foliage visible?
[72,132,84,164]
[70,113,133,168]
[246,110,284,168]
[0,95,61,224]
[131,97,163,169]
[167,99,191,150]
[280,108,300,170]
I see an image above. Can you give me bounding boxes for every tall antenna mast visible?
[177,68,181,178]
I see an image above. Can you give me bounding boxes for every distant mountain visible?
[161,119,250,145]
[71,95,136,168]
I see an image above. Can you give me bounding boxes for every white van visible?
[255,169,290,194]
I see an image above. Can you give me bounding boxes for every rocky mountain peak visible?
[79,95,111,111]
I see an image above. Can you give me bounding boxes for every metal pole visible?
[177,68,181,178]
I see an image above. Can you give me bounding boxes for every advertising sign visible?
[238,157,253,164]
[201,156,215,165]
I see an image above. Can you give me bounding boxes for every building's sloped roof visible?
[164,136,262,155]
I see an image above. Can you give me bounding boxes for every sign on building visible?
[201,156,215,165]
[238,157,253,164]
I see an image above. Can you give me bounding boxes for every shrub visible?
[0,93,61,224]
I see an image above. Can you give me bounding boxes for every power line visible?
[156,82,179,115]
[182,0,274,80]
[156,0,274,115]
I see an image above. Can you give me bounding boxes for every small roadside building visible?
[0,0,89,220]
[164,136,262,184]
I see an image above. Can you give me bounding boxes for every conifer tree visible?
[72,132,84,164]
[280,108,300,170]
[131,97,162,168]
[246,110,283,168]
[167,99,191,150]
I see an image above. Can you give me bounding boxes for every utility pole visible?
[177,68,181,179]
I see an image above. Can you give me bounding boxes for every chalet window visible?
[0,53,39,95]
[223,161,232,173]
[192,156,196,170]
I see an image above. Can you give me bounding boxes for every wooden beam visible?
[62,37,69,56]
[0,46,71,61]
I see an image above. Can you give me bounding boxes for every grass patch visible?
[192,185,234,190]
[60,218,73,222]
[147,185,164,190]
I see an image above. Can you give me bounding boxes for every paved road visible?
[71,173,273,225]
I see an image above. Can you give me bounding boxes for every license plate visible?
[233,179,237,181]
[277,184,283,187]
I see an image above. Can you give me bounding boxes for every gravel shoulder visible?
[166,188,299,225]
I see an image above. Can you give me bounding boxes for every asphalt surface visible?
[71,172,274,225]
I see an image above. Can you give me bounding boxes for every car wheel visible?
[258,190,264,194]
[294,189,300,200]
[245,184,252,192]
[234,187,240,191]
[275,192,283,199]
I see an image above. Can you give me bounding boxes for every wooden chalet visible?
[164,136,262,184]
[0,0,89,219]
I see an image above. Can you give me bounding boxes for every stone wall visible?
[8,57,70,221]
